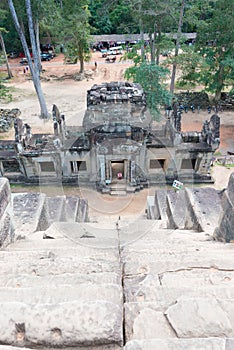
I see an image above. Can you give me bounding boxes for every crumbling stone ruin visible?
[0,82,220,194]
[175,91,210,109]
[0,108,21,132]
[220,92,234,110]
[0,171,234,349]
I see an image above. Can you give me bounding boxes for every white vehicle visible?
[108,46,123,55]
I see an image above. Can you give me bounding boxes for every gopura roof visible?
[83,82,152,132]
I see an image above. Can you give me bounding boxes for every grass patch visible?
[0,83,12,102]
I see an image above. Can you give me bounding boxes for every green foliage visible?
[192,0,233,99]
[0,53,12,102]
[125,62,172,118]
[0,83,12,102]
[88,0,139,34]
[56,0,92,71]
[0,71,12,102]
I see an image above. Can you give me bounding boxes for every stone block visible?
[165,297,232,337]
[185,187,222,234]
[154,189,168,223]
[214,184,234,242]
[124,303,175,341]
[166,189,187,229]
[13,193,48,236]
[226,338,234,350]
[0,301,123,347]
[0,212,14,248]
[0,272,121,288]
[46,196,66,222]
[65,196,79,221]
[124,338,226,350]
[0,178,14,248]
[0,284,122,304]
[0,178,11,220]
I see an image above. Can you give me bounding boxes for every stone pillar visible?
[0,178,14,248]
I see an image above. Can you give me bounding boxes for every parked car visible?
[108,46,123,55]
[40,52,52,61]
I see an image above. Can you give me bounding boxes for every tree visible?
[176,0,234,100]
[125,61,172,118]
[58,0,91,73]
[0,30,13,78]
[195,0,234,100]
[89,0,139,34]
[169,0,186,94]
[7,0,49,118]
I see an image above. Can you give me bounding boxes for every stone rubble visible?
[0,108,21,132]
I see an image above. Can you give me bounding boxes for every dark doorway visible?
[111,161,124,180]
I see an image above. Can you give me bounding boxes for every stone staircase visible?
[0,176,234,349]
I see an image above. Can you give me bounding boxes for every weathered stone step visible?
[0,272,121,288]
[147,268,234,288]
[122,247,234,265]
[124,283,234,305]
[124,338,227,350]
[110,190,127,196]
[123,256,234,276]
[7,221,120,249]
[0,346,120,350]
[2,245,119,261]
[124,300,234,341]
[0,284,122,304]
[0,256,120,276]
[0,301,123,348]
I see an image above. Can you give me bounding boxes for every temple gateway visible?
[0,82,220,193]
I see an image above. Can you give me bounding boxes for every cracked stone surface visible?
[1,176,234,348]
[165,297,232,337]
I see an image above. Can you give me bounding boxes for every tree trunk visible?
[149,32,155,63]
[170,0,186,94]
[34,19,42,72]
[139,0,145,61]
[7,0,49,119]
[155,24,161,65]
[0,32,13,78]
[215,65,224,101]
[140,21,145,61]
[25,0,41,73]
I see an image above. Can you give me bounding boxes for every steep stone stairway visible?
[1,176,234,349]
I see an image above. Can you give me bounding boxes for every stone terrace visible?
[0,176,234,349]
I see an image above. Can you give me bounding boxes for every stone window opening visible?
[1,160,21,175]
[181,158,196,170]
[70,161,87,174]
[150,159,166,170]
[39,161,55,173]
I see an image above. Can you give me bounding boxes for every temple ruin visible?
[0,82,220,192]
[1,82,234,350]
